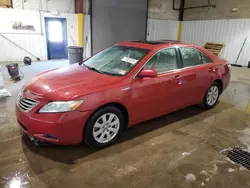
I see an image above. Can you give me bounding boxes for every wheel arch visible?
[213,79,223,94]
[83,102,129,133]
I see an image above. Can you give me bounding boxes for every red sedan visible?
[16,41,230,147]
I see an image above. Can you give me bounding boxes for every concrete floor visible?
[1,61,250,188]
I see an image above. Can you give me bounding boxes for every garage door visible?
[91,0,148,54]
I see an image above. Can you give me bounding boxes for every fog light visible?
[43,134,57,140]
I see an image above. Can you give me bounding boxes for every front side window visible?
[143,48,178,74]
[180,47,212,68]
[83,46,149,76]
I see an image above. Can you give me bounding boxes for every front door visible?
[45,18,68,59]
[129,48,180,125]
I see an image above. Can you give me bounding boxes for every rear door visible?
[176,47,216,106]
[130,48,181,124]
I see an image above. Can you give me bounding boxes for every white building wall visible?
[0,66,4,89]
[83,15,91,58]
[0,8,78,62]
[12,0,75,13]
[147,19,179,41]
[148,0,179,20]
[181,19,250,66]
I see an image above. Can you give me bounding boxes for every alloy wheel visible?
[92,113,120,144]
[206,85,219,106]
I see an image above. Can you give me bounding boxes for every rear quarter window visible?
[179,47,212,68]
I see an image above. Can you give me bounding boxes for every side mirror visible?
[139,68,157,78]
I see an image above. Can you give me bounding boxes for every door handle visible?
[175,75,182,79]
[208,67,216,72]
[174,75,183,85]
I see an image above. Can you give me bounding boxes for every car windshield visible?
[82,45,150,76]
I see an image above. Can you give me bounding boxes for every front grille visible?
[43,134,57,140]
[18,97,39,112]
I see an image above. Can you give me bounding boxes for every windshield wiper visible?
[83,64,105,74]
[83,64,122,76]
[88,67,105,74]
[102,72,122,76]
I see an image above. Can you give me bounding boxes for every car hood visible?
[26,64,121,100]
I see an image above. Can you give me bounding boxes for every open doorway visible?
[45,17,68,59]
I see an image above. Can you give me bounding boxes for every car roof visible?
[131,40,180,45]
[117,40,189,50]
[117,40,218,60]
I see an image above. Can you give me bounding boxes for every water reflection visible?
[220,81,250,113]
[2,171,30,188]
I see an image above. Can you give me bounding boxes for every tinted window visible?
[180,47,212,68]
[180,48,202,67]
[200,52,212,64]
[83,46,149,76]
[144,48,177,73]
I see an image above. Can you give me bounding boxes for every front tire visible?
[202,82,220,109]
[83,106,124,148]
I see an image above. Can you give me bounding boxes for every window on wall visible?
[48,21,63,42]
[144,48,177,73]
[179,47,211,68]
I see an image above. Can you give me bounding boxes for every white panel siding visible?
[83,15,91,58]
[12,0,75,13]
[0,66,4,89]
[1,34,47,61]
[147,19,179,41]
[181,19,250,66]
[0,8,78,62]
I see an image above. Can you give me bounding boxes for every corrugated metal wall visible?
[147,19,179,41]
[91,0,148,54]
[181,19,250,66]
[0,8,78,62]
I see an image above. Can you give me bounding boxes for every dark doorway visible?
[91,0,148,55]
[45,17,68,59]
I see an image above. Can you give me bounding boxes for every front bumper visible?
[16,90,93,145]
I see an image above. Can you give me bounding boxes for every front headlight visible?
[39,100,83,113]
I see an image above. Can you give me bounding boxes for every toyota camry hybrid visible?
[16,41,230,147]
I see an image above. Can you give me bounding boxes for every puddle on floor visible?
[1,170,30,188]
[221,81,250,114]
[239,128,250,150]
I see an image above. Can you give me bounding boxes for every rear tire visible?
[201,82,220,109]
[83,106,124,148]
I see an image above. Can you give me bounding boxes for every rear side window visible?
[200,52,212,64]
[180,47,211,68]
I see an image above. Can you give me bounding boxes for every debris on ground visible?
[185,173,196,182]
[0,89,12,98]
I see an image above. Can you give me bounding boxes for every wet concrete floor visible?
[1,61,250,187]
